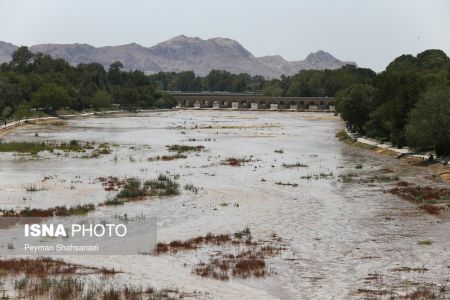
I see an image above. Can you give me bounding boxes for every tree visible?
[108,61,124,85]
[336,84,376,133]
[15,101,32,120]
[10,47,34,72]
[90,90,112,109]
[205,70,233,91]
[263,83,284,96]
[2,106,12,125]
[31,83,73,111]
[406,87,450,156]
[416,49,449,70]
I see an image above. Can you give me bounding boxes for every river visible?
[0,110,448,299]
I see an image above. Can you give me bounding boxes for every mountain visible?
[0,36,354,78]
[0,41,18,64]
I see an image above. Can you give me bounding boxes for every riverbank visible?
[337,129,450,185]
[0,110,132,137]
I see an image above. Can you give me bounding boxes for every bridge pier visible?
[290,104,298,110]
[270,103,278,110]
[251,102,258,110]
[231,102,239,109]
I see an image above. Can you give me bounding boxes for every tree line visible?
[335,49,450,156]
[147,65,376,97]
[0,47,375,122]
[0,46,176,122]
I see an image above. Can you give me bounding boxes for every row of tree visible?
[0,46,377,122]
[335,49,450,156]
[0,47,176,122]
[147,65,376,97]
[148,70,266,93]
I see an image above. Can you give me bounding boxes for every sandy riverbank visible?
[338,130,450,184]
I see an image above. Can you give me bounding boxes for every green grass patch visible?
[184,184,199,194]
[166,144,204,153]
[0,204,95,217]
[300,172,334,180]
[282,162,308,168]
[148,153,187,161]
[0,141,53,155]
[103,174,180,205]
[0,140,111,157]
[418,240,432,246]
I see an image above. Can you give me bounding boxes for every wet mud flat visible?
[0,110,449,299]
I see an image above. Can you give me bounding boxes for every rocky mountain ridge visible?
[0,36,354,78]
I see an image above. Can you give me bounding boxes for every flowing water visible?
[0,110,449,299]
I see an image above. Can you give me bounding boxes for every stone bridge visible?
[172,93,334,110]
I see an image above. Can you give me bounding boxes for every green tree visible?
[416,49,449,70]
[2,106,13,125]
[10,47,34,72]
[31,83,73,111]
[336,84,376,133]
[108,61,124,85]
[406,87,450,156]
[263,83,284,96]
[90,90,112,109]
[15,101,32,120]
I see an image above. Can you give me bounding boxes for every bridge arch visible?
[239,100,249,108]
[307,101,317,110]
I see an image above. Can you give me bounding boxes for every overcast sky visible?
[0,0,449,71]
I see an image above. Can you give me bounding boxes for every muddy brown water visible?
[0,110,449,299]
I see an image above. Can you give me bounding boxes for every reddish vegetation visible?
[98,176,123,191]
[156,230,283,281]
[232,256,266,278]
[221,157,251,167]
[0,257,118,276]
[156,233,232,254]
[389,185,450,214]
[193,245,282,280]
[193,254,267,280]
[0,258,190,300]
[419,204,443,215]
[161,154,187,161]
[389,287,440,299]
